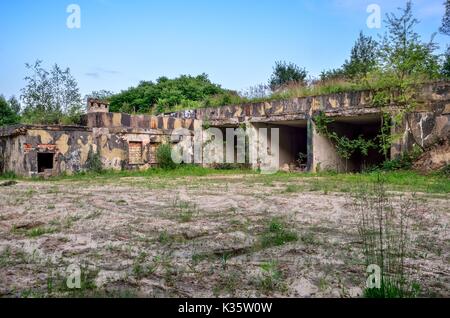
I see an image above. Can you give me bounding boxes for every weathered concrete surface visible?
[0,125,93,177]
[0,125,190,176]
[1,82,449,176]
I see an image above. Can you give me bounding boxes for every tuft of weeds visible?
[255,261,287,293]
[284,184,302,193]
[158,231,173,245]
[353,175,422,298]
[171,197,199,223]
[46,263,99,297]
[25,226,58,238]
[260,218,298,249]
[213,270,241,296]
[363,279,421,298]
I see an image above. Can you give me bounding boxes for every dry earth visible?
[0,174,448,298]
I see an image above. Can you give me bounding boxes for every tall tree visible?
[342,31,378,79]
[440,0,450,35]
[0,96,20,127]
[377,1,441,152]
[21,60,83,124]
[269,61,308,90]
[379,1,440,81]
[109,73,230,114]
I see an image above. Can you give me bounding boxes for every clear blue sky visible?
[0,0,447,99]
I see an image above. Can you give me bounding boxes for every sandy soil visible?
[0,175,448,298]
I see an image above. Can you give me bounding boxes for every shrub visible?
[156,143,176,170]
[380,146,423,171]
[85,146,103,173]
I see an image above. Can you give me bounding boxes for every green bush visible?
[156,143,176,170]
[85,147,103,173]
[380,146,423,171]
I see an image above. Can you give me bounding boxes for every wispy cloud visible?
[85,72,100,78]
[85,67,120,79]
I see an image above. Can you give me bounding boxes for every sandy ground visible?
[0,174,448,298]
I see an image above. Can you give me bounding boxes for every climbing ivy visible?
[313,111,378,168]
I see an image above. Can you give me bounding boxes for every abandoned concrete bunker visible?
[1,82,449,177]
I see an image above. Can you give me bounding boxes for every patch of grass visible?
[158,231,173,245]
[171,198,198,223]
[46,263,99,297]
[300,232,319,245]
[255,261,287,293]
[260,218,298,249]
[364,279,421,298]
[29,165,254,182]
[213,270,241,296]
[25,226,58,238]
[284,184,302,193]
[0,171,17,180]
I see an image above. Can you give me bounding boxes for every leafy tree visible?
[109,73,231,114]
[85,90,114,101]
[374,1,441,153]
[440,0,450,35]
[378,1,440,81]
[319,32,377,81]
[269,61,308,90]
[319,68,346,82]
[0,96,20,127]
[8,96,21,114]
[342,31,378,79]
[21,60,83,124]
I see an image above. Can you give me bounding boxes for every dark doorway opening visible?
[258,121,308,171]
[37,153,54,173]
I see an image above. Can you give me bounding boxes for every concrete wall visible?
[1,82,448,176]
[0,125,188,176]
[0,126,93,177]
[311,121,347,172]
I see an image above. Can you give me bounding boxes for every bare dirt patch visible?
[0,174,448,298]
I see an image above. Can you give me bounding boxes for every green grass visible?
[364,279,421,298]
[256,170,450,194]
[260,218,298,249]
[0,171,17,180]
[3,165,448,194]
[26,165,254,182]
[26,226,58,238]
[255,261,287,293]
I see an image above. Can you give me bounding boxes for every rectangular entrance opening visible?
[254,120,308,171]
[326,114,385,172]
[37,153,54,173]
